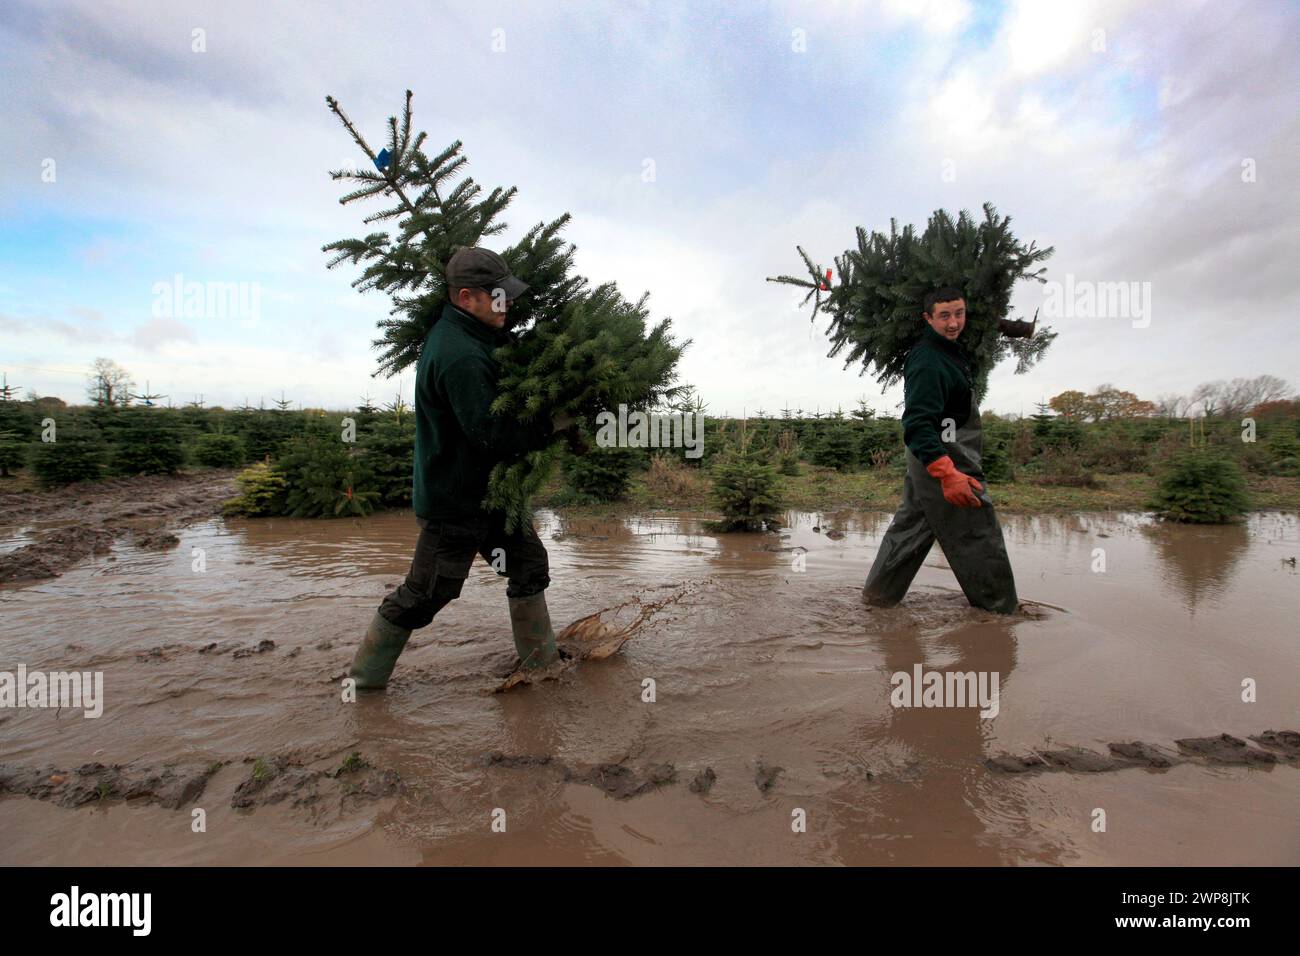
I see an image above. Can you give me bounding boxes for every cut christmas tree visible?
[767,204,1055,402]
[324,90,688,530]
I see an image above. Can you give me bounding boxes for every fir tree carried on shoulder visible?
[323,90,688,530]
[766,203,1055,400]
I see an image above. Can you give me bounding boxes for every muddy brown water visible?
[2,504,1298,865]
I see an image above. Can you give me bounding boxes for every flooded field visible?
[2,501,1298,865]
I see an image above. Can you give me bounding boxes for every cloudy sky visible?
[2,0,1296,417]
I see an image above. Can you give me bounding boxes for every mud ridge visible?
[985,730,1299,775]
[0,760,220,809]
[0,750,403,816]
[754,760,784,793]
[231,753,402,810]
[564,762,677,800]
[481,751,692,801]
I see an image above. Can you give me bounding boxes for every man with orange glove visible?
[862,287,1019,613]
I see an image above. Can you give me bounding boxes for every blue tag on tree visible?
[374,148,392,171]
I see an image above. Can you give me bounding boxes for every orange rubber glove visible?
[925,455,983,508]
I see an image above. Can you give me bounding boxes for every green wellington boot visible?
[348,611,413,690]
[507,592,559,670]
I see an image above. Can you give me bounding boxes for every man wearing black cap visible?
[348,247,575,689]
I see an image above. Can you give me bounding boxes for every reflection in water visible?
[841,614,1031,864]
[1143,521,1251,613]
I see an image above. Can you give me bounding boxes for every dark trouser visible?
[378,511,551,630]
[863,404,1018,614]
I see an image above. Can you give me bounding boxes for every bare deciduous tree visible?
[1155,393,1189,419]
[1190,376,1292,418]
[86,358,135,408]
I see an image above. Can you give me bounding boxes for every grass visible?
[337,752,367,776]
[4,459,1296,522]
[0,470,41,494]
[535,463,1300,518]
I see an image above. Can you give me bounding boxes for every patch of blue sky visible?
[475,4,921,202]
[960,0,1006,48]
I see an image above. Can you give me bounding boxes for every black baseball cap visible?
[445,247,528,300]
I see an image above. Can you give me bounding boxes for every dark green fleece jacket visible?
[900,323,974,467]
[412,302,550,520]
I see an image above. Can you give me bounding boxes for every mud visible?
[0,761,217,809]
[688,767,717,794]
[481,751,684,800]
[480,752,554,769]
[0,752,402,817]
[0,525,118,582]
[1108,741,1177,768]
[754,761,784,793]
[1175,734,1280,765]
[2,503,1299,865]
[564,762,678,800]
[230,755,402,811]
[232,640,277,659]
[986,732,1300,774]
[0,470,237,583]
[1251,730,1300,758]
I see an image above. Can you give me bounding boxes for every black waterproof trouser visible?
[378,511,552,630]
[863,401,1019,614]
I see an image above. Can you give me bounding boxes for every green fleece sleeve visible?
[442,355,551,458]
[901,355,950,467]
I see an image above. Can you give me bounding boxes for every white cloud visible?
[133,317,197,350]
[1003,0,1092,75]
